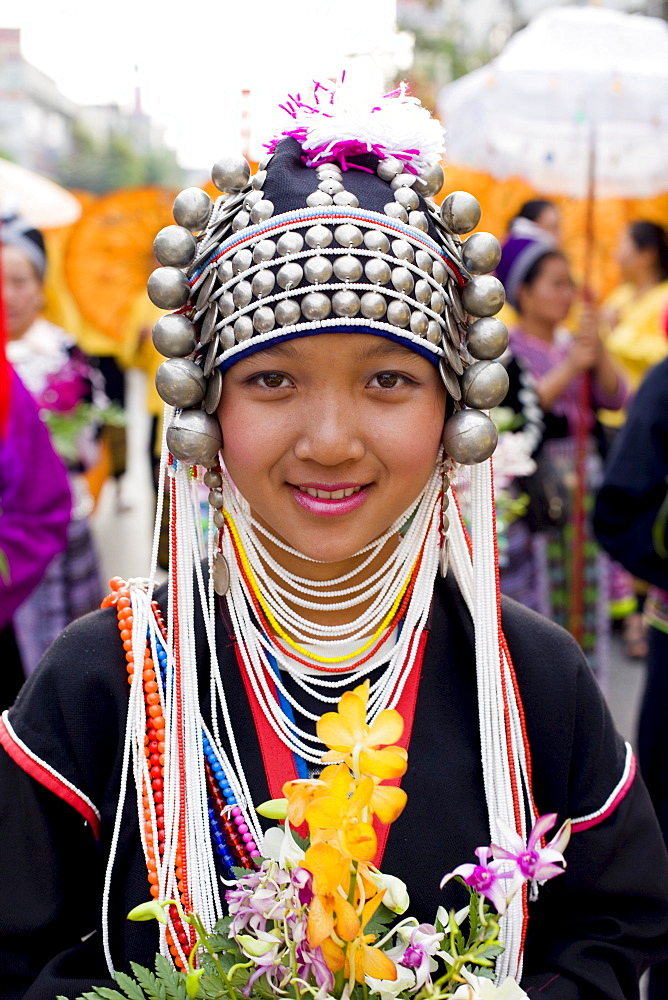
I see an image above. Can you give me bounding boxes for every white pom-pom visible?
[269,77,446,175]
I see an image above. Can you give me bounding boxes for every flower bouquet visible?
[65,682,569,1000]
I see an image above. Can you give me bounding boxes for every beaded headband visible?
[147,82,510,469]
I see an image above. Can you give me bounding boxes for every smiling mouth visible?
[296,485,364,500]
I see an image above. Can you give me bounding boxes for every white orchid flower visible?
[261,821,306,868]
[451,971,529,999]
[365,967,416,999]
[367,871,411,914]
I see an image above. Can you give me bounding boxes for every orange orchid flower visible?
[301,842,360,950]
[282,775,328,827]
[317,681,407,781]
[345,891,398,985]
[305,763,377,862]
[370,779,408,825]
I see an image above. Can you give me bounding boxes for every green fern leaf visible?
[114,972,147,1000]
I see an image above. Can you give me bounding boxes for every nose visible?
[293,392,365,466]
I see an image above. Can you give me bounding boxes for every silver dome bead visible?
[259,153,273,170]
[275,299,301,326]
[392,239,414,263]
[219,292,234,317]
[155,358,206,408]
[360,292,387,319]
[219,327,236,351]
[364,231,390,253]
[252,269,276,297]
[318,178,344,195]
[332,290,361,317]
[414,162,444,198]
[203,469,223,488]
[415,250,433,274]
[217,260,234,283]
[231,209,250,232]
[301,292,331,321]
[431,291,445,314]
[414,279,431,305]
[253,306,276,333]
[232,280,253,308]
[307,190,333,207]
[208,488,224,509]
[304,256,333,284]
[232,248,253,274]
[172,187,213,231]
[250,199,275,224]
[243,189,264,211]
[147,267,190,310]
[334,224,363,248]
[461,275,505,317]
[387,300,410,327]
[377,156,403,181]
[277,232,304,255]
[365,259,391,285]
[167,409,222,467]
[391,172,417,190]
[211,154,251,192]
[384,203,408,223]
[410,311,429,336]
[305,225,333,249]
[461,360,510,409]
[426,321,442,345]
[431,260,447,284]
[467,317,509,360]
[316,164,342,179]
[253,239,277,262]
[333,255,363,281]
[391,266,414,294]
[409,211,428,233]
[277,262,303,290]
[462,232,502,275]
[441,191,481,234]
[251,169,267,190]
[333,191,359,207]
[234,316,253,341]
[153,225,197,268]
[442,409,498,465]
[152,314,196,358]
[394,187,420,211]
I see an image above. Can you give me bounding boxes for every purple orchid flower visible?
[491,813,571,897]
[399,922,444,990]
[440,846,511,915]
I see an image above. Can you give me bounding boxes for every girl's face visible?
[517,255,575,327]
[615,229,654,283]
[218,333,446,573]
[2,245,43,339]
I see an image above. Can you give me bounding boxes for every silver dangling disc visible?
[212,551,230,596]
[442,336,464,376]
[200,303,218,345]
[203,333,220,377]
[439,536,450,578]
[204,368,223,414]
[439,358,462,401]
[196,270,217,311]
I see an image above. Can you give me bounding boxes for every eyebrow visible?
[246,336,421,364]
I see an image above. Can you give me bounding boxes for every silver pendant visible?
[439,536,450,578]
[212,551,230,596]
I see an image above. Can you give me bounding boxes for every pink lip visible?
[290,483,370,517]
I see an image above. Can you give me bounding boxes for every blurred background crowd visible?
[2,4,668,989]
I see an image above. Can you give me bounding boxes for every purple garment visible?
[508,326,628,433]
[0,371,71,630]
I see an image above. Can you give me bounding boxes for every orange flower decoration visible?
[345,892,398,984]
[317,681,407,780]
[301,842,360,951]
[305,763,377,862]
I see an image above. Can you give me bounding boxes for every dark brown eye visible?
[258,372,289,388]
[373,372,401,388]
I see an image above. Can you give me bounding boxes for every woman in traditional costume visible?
[0,83,666,1000]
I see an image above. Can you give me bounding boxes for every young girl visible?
[1,84,666,1000]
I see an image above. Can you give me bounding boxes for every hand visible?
[567,306,600,373]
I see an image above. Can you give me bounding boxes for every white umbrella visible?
[0,158,81,229]
[439,5,668,200]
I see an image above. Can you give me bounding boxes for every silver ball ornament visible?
[414,162,444,198]
[332,290,361,317]
[377,156,403,181]
[301,292,331,321]
[441,409,498,465]
[461,275,505,317]
[462,232,502,275]
[172,187,213,231]
[147,267,190,310]
[467,317,509,360]
[211,155,251,192]
[166,409,223,467]
[360,292,387,319]
[155,359,206,408]
[460,360,510,409]
[153,226,197,267]
[275,299,301,326]
[152,314,197,357]
[440,191,482,234]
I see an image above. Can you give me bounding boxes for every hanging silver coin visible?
[439,358,462,400]
[439,536,450,579]
[200,302,219,345]
[212,551,230,596]
[203,333,220,376]
[204,368,223,414]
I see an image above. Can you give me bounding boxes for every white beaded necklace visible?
[219,462,443,763]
